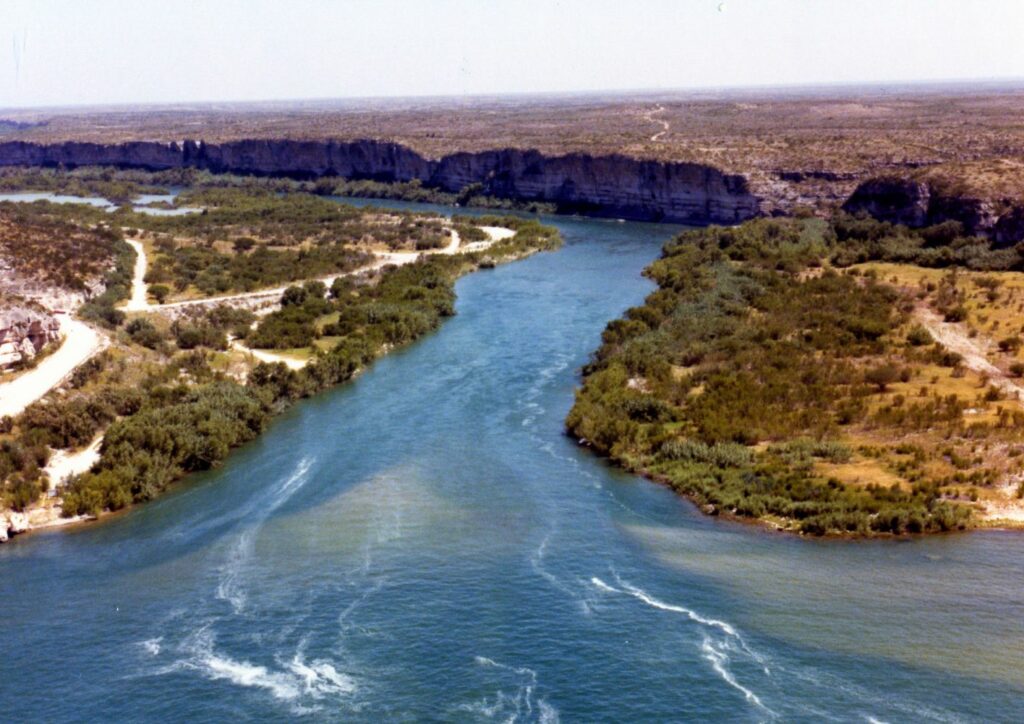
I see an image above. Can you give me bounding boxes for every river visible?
[1,199,1023,721]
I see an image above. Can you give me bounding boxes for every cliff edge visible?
[0,139,760,225]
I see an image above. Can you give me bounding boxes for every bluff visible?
[0,307,60,368]
[0,139,760,225]
[842,176,1024,243]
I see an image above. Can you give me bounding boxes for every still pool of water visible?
[0,190,199,215]
[1,200,1023,721]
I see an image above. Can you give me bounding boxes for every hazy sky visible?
[2,0,1023,108]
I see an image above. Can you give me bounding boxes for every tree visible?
[232,237,256,253]
[865,363,901,392]
[281,285,307,307]
[149,284,170,304]
[330,276,352,299]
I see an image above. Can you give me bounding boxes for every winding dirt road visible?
[122,227,484,314]
[644,105,670,142]
[1,224,512,419]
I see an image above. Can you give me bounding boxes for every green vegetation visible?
[0,202,124,295]
[0,166,167,203]
[567,215,1024,536]
[57,215,560,516]
[830,214,1024,270]
[144,233,373,297]
[317,177,557,213]
[0,164,556,214]
[0,173,560,517]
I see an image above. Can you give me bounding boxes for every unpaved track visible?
[644,105,669,142]
[916,307,1024,400]
[127,228,483,314]
[123,238,149,311]
[44,434,102,492]
[0,225,510,418]
[230,340,308,370]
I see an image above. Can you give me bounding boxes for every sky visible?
[2,0,1024,109]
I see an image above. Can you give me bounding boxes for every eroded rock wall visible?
[0,307,60,368]
[0,139,760,224]
[843,176,1024,243]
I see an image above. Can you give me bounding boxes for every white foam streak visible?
[591,574,775,718]
[617,576,737,635]
[216,457,314,613]
[610,573,769,673]
[287,653,357,697]
[466,656,558,723]
[530,534,590,614]
[701,636,772,716]
[163,629,356,712]
[538,700,561,723]
[202,653,301,700]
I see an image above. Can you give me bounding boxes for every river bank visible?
[3,207,1022,721]
[0,213,559,542]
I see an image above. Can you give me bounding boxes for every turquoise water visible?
[2,201,1024,721]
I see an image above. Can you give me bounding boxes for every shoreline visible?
[575,435,1024,540]
[1,221,555,543]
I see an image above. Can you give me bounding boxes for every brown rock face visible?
[842,177,932,227]
[995,207,1024,245]
[842,175,1022,242]
[0,139,760,225]
[0,307,60,368]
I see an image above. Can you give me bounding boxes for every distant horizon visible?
[5,75,1024,115]
[3,0,1023,110]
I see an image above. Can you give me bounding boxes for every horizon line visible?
[3,75,1024,115]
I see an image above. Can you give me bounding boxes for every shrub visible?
[906,325,933,346]
[865,364,901,392]
[148,284,169,304]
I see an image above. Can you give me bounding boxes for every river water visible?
[1,199,1023,722]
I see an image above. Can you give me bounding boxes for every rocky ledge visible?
[0,139,760,225]
[0,306,60,368]
[842,176,1024,243]
[0,511,28,542]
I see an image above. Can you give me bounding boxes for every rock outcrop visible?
[0,139,760,225]
[0,511,28,542]
[843,176,1023,242]
[0,307,60,368]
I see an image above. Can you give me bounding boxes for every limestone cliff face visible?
[432,150,756,222]
[0,307,60,368]
[843,176,1021,242]
[0,139,760,225]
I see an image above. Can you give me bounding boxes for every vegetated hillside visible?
[0,179,561,522]
[0,204,122,303]
[127,189,455,299]
[568,215,1024,536]
[59,216,560,516]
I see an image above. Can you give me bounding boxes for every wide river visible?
[2,199,1024,722]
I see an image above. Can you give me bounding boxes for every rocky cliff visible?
[0,306,60,368]
[0,139,760,224]
[843,176,1024,243]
